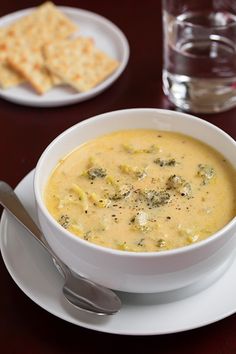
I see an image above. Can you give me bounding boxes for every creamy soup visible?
[45,129,236,252]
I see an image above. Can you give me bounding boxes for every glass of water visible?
[162,0,236,113]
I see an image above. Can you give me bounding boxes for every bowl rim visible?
[34,108,236,258]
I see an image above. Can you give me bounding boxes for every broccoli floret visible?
[166,175,192,197]
[197,164,215,185]
[87,167,107,180]
[144,190,170,208]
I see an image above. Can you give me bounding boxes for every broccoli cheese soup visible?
[44,129,236,252]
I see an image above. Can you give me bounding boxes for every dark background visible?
[0,1,236,353]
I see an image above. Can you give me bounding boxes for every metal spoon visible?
[0,181,121,315]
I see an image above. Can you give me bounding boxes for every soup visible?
[44,129,236,252]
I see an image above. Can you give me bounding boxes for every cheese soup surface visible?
[45,130,236,252]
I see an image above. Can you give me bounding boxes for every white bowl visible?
[34,109,236,293]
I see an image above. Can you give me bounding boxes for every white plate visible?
[1,170,236,335]
[0,6,129,107]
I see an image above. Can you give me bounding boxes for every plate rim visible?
[0,5,130,107]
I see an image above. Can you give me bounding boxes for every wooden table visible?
[1,1,236,352]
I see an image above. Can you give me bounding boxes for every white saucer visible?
[0,6,129,107]
[1,170,236,335]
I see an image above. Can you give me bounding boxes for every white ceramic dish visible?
[34,108,236,293]
[0,6,129,107]
[1,170,236,335]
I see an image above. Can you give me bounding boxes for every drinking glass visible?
[162,0,236,113]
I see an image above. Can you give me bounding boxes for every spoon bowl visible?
[0,181,121,315]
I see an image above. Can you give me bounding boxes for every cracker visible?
[7,44,54,94]
[5,2,77,93]
[7,44,63,94]
[9,2,78,45]
[0,29,25,88]
[44,37,120,92]
[0,63,24,89]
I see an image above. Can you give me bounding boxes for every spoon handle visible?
[0,181,67,273]
[0,181,47,247]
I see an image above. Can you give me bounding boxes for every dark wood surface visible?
[1,1,236,353]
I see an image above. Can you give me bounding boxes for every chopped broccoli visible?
[154,158,177,167]
[58,214,70,229]
[87,167,107,180]
[197,164,215,185]
[156,238,166,248]
[144,190,170,208]
[166,175,192,197]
